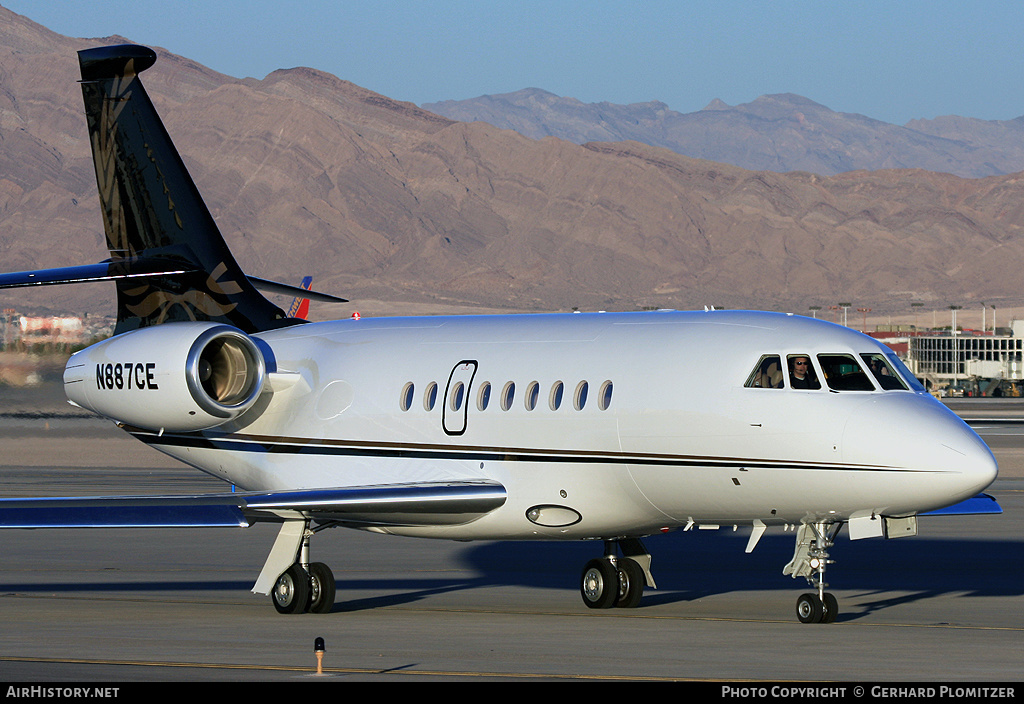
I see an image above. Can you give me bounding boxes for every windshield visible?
[884,352,926,392]
[744,351,923,392]
[817,354,875,391]
[860,353,908,390]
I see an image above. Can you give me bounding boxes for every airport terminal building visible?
[899,320,1024,394]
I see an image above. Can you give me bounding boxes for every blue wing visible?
[922,493,1002,516]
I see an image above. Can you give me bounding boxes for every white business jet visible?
[0,45,1000,623]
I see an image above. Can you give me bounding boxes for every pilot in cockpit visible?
[788,355,821,389]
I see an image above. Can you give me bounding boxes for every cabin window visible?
[424,381,438,411]
[745,355,784,388]
[598,380,613,410]
[861,353,909,391]
[574,381,589,410]
[400,382,415,411]
[500,381,516,411]
[787,354,821,390]
[525,381,540,411]
[477,382,491,411]
[817,354,875,391]
[450,381,465,411]
[550,381,564,410]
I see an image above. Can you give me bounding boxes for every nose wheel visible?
[796,591,838,624]
[785,521,842,624]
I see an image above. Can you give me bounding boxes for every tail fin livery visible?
[0,45,345,333]
[78,45,290,334]
[287,277,314,320]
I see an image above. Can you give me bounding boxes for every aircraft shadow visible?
[0,580,253,593]
[456,531,1024,620]
[2,532,1019,621]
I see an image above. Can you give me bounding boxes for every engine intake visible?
[65,322,267,432]
[187,326,266,419]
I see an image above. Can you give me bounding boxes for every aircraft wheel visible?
[796,592,824,624]
[581,559,618,609]
[615,557,645,608]
[308,562,336,614]
[821,592,839,623]
[272,564,310,615]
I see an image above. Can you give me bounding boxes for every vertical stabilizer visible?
[287,276,314,320]
[78,45,289,333]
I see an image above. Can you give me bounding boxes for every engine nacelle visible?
[64,322,267,432]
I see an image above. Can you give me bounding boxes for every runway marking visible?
[0,655,707,681]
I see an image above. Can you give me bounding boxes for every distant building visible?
[18,315,85,344]
[908,323,1024,386]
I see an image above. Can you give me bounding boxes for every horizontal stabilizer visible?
[0,481,506,529]
[0,259,198,289]
[0,262,346,305]
[921,493,1002,516]
[248,276,348,303]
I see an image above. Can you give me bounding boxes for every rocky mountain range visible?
[424,89,1024,179]
[2,5,1024,324]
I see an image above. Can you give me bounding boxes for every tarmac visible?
[0,383,1021,683]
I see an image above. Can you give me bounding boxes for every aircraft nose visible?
[841,394,998,513]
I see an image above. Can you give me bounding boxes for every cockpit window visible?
[885,353,926,392]
[745,355,784,388]
[817,354,875,391]
[860,353,909,391]
[787,354,821,389]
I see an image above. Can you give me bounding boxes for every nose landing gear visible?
[785,521,841,623]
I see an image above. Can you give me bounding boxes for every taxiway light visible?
[314,637,325,674]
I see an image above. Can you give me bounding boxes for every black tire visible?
[821,592,839,623]
[308,562,336,614]
[615,557,645,608]
[271,564,310,615]
[580,558,618,609]
[796,592,824,624]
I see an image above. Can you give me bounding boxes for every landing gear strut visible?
[580,538,655,609]
[785,521,841,624]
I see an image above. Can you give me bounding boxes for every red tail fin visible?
[287,276,313,320]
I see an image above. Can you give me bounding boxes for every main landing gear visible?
[784,521,842,624]
[267,519,337,615]
[271,561,336,614]
[580,538,655,609]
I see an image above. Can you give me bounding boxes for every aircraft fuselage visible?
[130,309,997,541]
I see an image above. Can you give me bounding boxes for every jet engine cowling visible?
[64,322,267,432]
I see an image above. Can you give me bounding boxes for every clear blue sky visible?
[7,0,1024,125]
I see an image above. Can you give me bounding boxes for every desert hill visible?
[424,89,1024,179]
[1,5,1024,324]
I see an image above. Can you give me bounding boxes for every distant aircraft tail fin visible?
[287,277,314,320]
